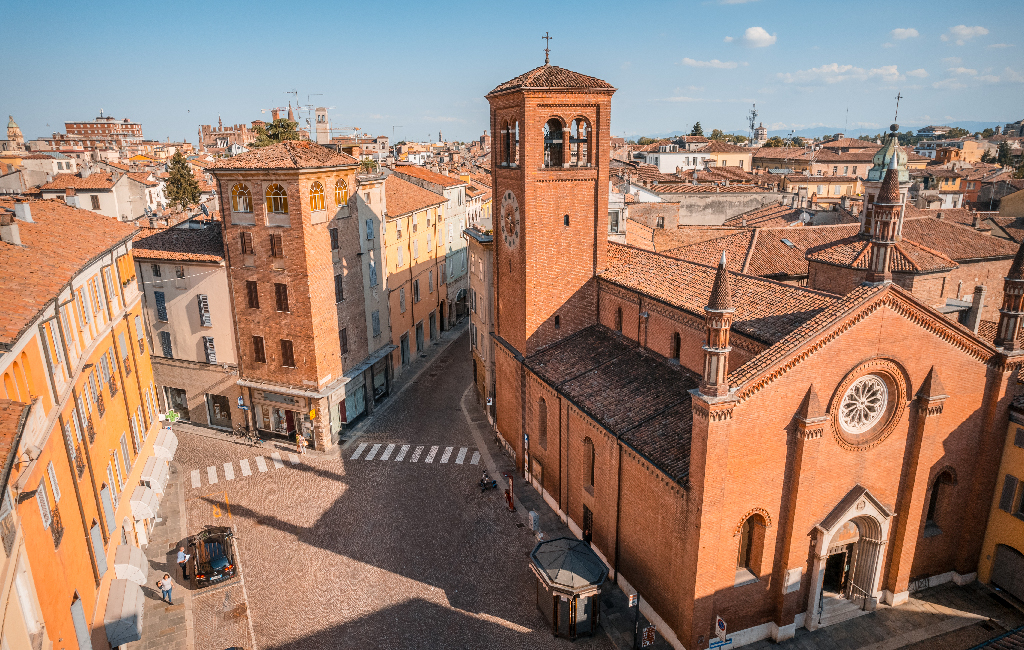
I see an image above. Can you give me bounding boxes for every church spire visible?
[864,153,904,285]
[994,240,1024,350]
[700,253,735,397]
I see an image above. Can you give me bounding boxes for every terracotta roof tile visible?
[0,399,29,481]
[126,172,160,187]
[651,183,768,195]
[701,141,750,154]
[209,140,356,170]
[664,231,754,270]
[819,138,881,151]
[393,165,467,189]
[132,221,224,262]
[38,172,115,191]
[805,236,957,272]
[900,217,1019,261]
[384,175,446,218]
[488,65,614,95]
[723,202,805,228]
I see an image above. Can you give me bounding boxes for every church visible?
[487,63,1024,648]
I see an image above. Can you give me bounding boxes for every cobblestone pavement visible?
[174,330,614,650]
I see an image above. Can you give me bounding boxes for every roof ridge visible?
[741,229,758,273]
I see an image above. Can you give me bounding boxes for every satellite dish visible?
[200,204,209,217]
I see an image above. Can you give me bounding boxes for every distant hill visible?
[625,120,1013,142]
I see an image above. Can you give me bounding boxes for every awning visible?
[103,578,144,646]
[129,485,161,521]
[140,456,169,494]
[113,544,148,585]
[153,428,178,461]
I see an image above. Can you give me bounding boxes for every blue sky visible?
[2,0,1022,143]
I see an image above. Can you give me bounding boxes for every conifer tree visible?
[165,151,201,210]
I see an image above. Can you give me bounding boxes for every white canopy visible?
[103,578,144,646]
[153,428,178,461]
[129,485,161,521]
[140,456,169,494]
[113,544,148,585]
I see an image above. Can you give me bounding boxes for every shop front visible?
[252,390,309,442]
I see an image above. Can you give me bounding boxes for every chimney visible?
[13,200,32,222]
[972,214,981,228]
[0,213,21,246]
[65,188,79,208]
[965,285,986,334]
[935,211,943,220]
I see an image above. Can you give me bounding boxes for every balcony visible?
[87,416,96,443]
[50,507,64,549]
[109,376,119,397]
[75,446,86,478]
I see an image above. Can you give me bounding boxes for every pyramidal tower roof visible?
[488,64,614,96]
[707,252,734,311]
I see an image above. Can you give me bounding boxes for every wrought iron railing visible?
[123,356,132,376]
[50,507,64,549]
[109,376,119,397]
[87,416,96,443]
[96,392,105,417]
[75,446,86,478]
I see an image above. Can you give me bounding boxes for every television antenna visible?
[747,103,758,143]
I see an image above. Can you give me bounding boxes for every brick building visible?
[466,227,495,420]
[210,141,380,450]
[488,63,1024,648]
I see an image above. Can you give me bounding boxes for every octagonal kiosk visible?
[529,537,606,639]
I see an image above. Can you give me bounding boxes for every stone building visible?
[488,63,1024,648]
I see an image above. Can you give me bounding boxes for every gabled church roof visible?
[487,65,615,96]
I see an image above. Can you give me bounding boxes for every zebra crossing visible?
[348,443,480,467]
[190,452,302,489]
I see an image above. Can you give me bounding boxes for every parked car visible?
[188,526,237,588]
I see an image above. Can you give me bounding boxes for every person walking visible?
[296,432,308,455]
[177,546,190,580]
[157,574,174,604]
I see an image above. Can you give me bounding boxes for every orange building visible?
[0,197,168,649]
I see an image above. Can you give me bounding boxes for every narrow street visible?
[174,331,615,649]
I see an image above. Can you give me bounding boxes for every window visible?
[231,183,252,212]
[154,291,167,322]
[335,178,349,207]
[329,227,339,250]
[275,283,289,312]
[569,118,591,166]
[340,328,348,354]
[280,339,295,367]
[926,470,955,531]
[608,210,620,234]
[538,398,547,449]
[159,331,172,358]
[365,219,373,239]
[414,280,421,303]
[252,336,266,363]
[47,462,61,503]
[265,184,288,213]
[656,216,665,229]
[397,247,403,266]
[174,265,185,279]
[399,287,406,313]
[196,294,212,327]
[120,434,131,472]
[583,437,595,487]
[428,270,434,292]
[246,281,259,309]
[671,332,681,361]
[554,315,560,330]
[240,231,254,254]
[737,515,766,579]
[90,195,101,210]
[310,181,326,211]
[563,214,570,227]
[203,337,217,363]
[151,263,162,278]
[543,119,563,167]
[334,274,344,303]
[36,480,52,529]
[413,241,419,259]
[614,307,622,333]
[269,233,284,258]
[369,259,378,286]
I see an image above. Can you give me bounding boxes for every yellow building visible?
[781,174,862,204]
[978,398,1024,601]
[703,140,754,170]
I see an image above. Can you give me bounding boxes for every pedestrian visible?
[157,574,173,604]
[296,432,308,455]
[177,545,191,580]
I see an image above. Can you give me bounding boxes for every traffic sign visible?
[715,616,727,642]
[642,626,656,647]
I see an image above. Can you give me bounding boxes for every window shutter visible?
[253,336,266,363]
[330,228,339,250]
[369,261,377,286]
[47,462,61,503]
[159,331,173,358]
[90,525,107,577]
[340,328,348,354]
[372,311,380,337]
[197,294,212,326]
[366,219,373,239]
[999,474,1019,512]
[204,337,217,363]
[413,241,419,259]
[1015,427,1024,449]
[154,291,167,321]
[36,481,51,529]
[335,274,344,303]
[118,331,129,361]
[100,485,115,531]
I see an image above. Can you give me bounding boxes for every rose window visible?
[839,375,888,434]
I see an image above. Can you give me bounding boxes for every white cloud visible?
[681,58,739,69]
[942,57,962,64]
[742,26,777,47]
[891,28,919,40]
[932,78,967,90]
[777,63,902,84]
[978,75,1000,83]
[941,25,989,45]
[906,68,929,78]
[719,0,758,4]
[989,43,1013,49]
[1006,68,1024,83]
[948,67,978,76]
[724,36,734,43]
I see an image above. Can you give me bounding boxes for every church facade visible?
[488,64,1024,648]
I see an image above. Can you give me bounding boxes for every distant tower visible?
[287,102,295,122]
[218,114,223,129]
[754,122,768,145]
[315,107,331,145]
[7,116,23,144]
[439,131,443,143]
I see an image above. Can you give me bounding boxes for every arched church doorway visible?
[821,516,882,603]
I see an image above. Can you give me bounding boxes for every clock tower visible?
[486,63,615,469]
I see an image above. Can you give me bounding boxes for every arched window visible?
[309,181,326,211]
[538,398,548,449]
[335,178,349,207]
[265,184,288,213]
[614,307,623,333]
[926,469,956,531]
[231,183,252,213]
[737,514,766,579]
[570,118,591,166]
[671,332,681,361]
[583,437,595,487]
[513,121,520,166]
[543,119,564,168]
[3,372,17,401]
[502,121,512,166]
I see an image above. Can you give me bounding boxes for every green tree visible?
[709,129,727,141]
[730,134,748,144]
[164,151,201,210]
[980,128,995,138]
[636,137,658,145]
[358,159,379,174]
[998,141,1013,167]
[690,122,704,137]
[946,127,970,138]
[1014,163,1024,179]
[981,150,996,164]
[250,118,301,148]
[792,137,805,147]
[764,136,785,148]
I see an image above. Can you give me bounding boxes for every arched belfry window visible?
[570,118,591,166]
[502,121,512,166]
[309,181,326,211]
[231,183,252,213]
[543,119,564,168]
[513,121,520,166]
[265,184,288,213]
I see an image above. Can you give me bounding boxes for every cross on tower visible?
[542,32,553,65]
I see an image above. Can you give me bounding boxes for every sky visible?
[2,0,1022,144]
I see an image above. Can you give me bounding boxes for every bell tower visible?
[486,63,616,358]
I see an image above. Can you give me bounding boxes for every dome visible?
[866,132,908,183]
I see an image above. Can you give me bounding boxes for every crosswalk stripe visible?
[207,466,218,484]
[351,443,368,460]
[255,456,268,472]
[395,445,410,461]
[224,462,235,481]
[240,459,252,476]
[470,451,480,465]
[271,452,284,469]
[366,444,381,461]
[440,447,453,464]
[191,469,201,488]
[380,443,395,461]
[455,447,467,464]
[289,453,300,464]
[411,445,424,462]
[425,445,438,463]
